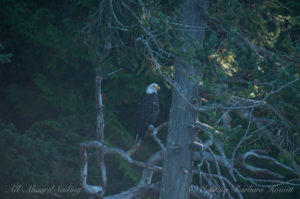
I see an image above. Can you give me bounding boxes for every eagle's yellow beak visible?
[155,85,160,90]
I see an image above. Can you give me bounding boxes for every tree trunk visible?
[159,1,208,199]
[95,72,107,198]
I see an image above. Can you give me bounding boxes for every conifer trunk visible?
[159,1,208,199]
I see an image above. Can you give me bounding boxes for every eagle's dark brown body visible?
[134,93,159,142]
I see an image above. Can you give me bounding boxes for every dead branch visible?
[80,147,103,196]
[192,117,300,198]
[189,185,217,199]
[80,121,166,197]
[80,141,162,172]
[191,121,221,134]
[150,122,168,153]
[104,183,160,199]
[95,76,107,195]
[80,1,300,199]
[139,151,163,186]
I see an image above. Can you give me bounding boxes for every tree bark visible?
[95,74,107,197]
[159,1,208,199]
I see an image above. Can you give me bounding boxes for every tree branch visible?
[95,76,107,196]
[81,141,162,172]
[104,183,160,199]
[149,122,168,153]
[139,151,163,186]
[80,147,103,196]
[80,140,163,198]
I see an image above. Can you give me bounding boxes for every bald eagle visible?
[134,83,160,143]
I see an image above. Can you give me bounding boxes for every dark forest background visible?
[0,0,299,198]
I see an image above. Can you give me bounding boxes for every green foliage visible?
[0,43,13,63]
[0,1,169,198]
[0,0,299,198]
[0,120,56,198]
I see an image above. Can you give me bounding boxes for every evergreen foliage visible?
[0,0,299,198]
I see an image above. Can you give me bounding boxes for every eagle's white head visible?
[146,83,160,94]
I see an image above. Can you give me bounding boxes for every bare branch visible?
[139,151,163,186]
[80,147,103,196]
[242,150,299,176]
[191,121,221,134]
[80,139,162,198]
[81,141,162,172]
[232,108,254,165]
[104,183,160,199]
[104,68,124,79]
[266,77,300,97]
[79,2,300,199]
[95,76,107,195]
[189,185,217,199]
[149,122,169,153]
[234,169,300,188]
